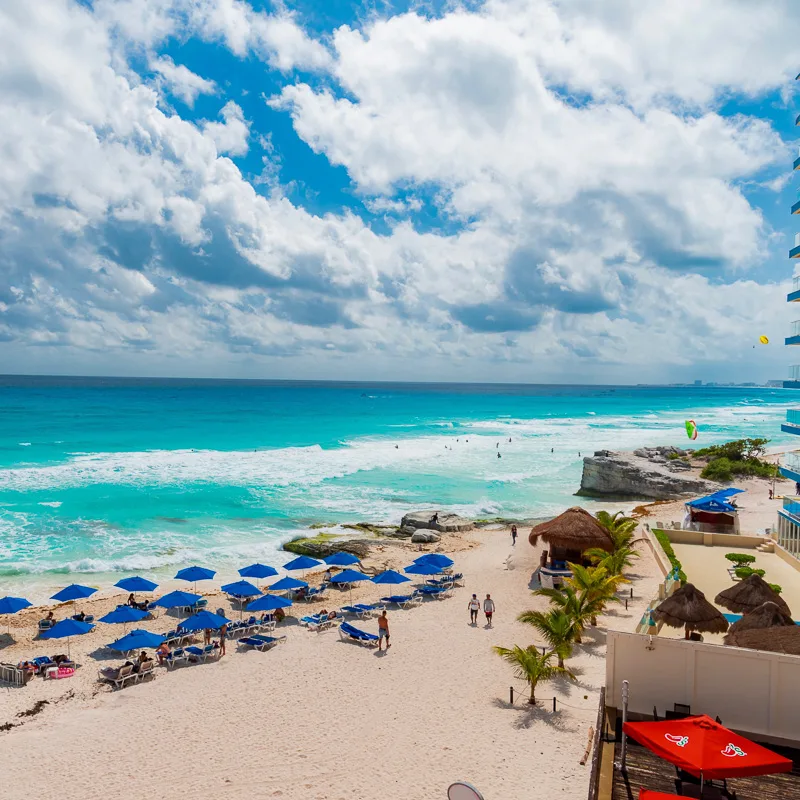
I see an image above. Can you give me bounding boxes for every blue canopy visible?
[178,609,230,632]
[246,594,293,612]
[413,553,454,569]
[371,570,411,585]
[108,628,165,652]
[404,562,444,576]
[686,495,738,513]
[40,618,94,639]
[152,589,202,609]
[323,552,360,567]
[115,576,158,593]
[269,576,308,591]
[0,596,32,615]
[238,563,278,579]
[283,555,322,571]
[711,488,744,499]
[99,606,148,625]
[51,584,97,603]
[221,580,261,598]
[175,566,216,583]
[330,569,370,583]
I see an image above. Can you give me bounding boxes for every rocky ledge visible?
[577,448,715,500]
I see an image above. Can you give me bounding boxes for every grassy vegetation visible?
[283,532,337,555]
[734,566,766,579]
[690,438,777,482]
[653,529,687,584]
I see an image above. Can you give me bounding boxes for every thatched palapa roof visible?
[714,574,791,616]
[653,583,729,634]
[724,601,795,644]
[724,625,800,655]
[528,507,614,552]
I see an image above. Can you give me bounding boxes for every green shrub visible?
[653,529,687,584]
[734,566,765,579]
[725,553,756,566]
[768,583,783,595]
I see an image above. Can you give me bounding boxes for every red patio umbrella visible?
[639,791,682,800]
[624,715,792,781]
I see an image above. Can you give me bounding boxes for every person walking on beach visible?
[468,594,480,625]
[218,623,227,656]
[483,594,495,627]
[378,611,390,651]
[511,525,517,546]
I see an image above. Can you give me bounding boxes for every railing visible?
[793,276,800,292]
[587,687,607,800]
[785,409,800,426]
[782,451,800,472]
[796,233,800,247]
[783,496,800,519]
[791,321,800,337]
[790,366,800,381]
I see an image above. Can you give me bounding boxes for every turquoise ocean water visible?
[0,376,794,597]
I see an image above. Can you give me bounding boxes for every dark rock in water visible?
[283,538,372,559]
[400,511,473,532]
[577,450,714,500]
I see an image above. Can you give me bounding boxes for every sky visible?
[0,0,799,385]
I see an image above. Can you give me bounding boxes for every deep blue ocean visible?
[0,376,793,596]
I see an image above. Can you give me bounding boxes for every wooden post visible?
[510,686,514,705]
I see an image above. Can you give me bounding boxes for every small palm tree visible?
[517,608,576,667]
[493,645,575,704]
[595,510,638,551]
[534,585,606,643]
[566,563,624,625]
[585,546,637,577]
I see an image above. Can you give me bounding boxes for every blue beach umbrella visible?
[413,554,454,569]
[330,568,370,601]
[0,596,32,636]
[99,606,148,631]
[404,562,445,576]
[221,580,261,598]
[371,570,411,586]
[115,576,159,593]
[108,628,165,654]
[269,576,308,593]
[323,552,361,567]
[51,584,98,603]
[152,590,202,610]
[40,617,94,659]
[283,556,322,580]
[238,563,278,586]
[246,594,293,613]
[175,566,216,592]
[178,609,230,633]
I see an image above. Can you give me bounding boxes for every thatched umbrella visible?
[724,601,795,644]
[724,625,800,655]
[653,583,729,639]
[528,507,614,552]
[714,574,791,616]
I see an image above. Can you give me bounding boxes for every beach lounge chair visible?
[0,663,27,687]
[98,664,137,690]
[136,660,155,681]
[37,619,55,636]
[238,634,287,652]
[164,648,189,669]
[418,585,451,600]
[380,593,422,609]
[257,617,276,633]
[341,603,383,619]
[338,622,379,647]
[185,645,218,663]
[303,585,328,601]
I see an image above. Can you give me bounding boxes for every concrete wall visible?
[640,525,671,577]
[774,541,800,572]
[657,528,765,549]
[606,631,800,744]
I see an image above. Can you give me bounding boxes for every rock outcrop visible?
[400,511,474,533]
[283,537,372,559]
[577,450,715,500]
[410,529,441,544]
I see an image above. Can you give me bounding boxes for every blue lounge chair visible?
[37,619,55,636]
[185,644,218,663]
[303,586,328,601]
[164,648,189,668]
[341,603,383,619]
[338,621,379,647]
[380,593,422,609]
[238,634,286,652]
[418,585,452,600]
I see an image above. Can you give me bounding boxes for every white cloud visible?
[151,55,216,105]
[0,0,796,382]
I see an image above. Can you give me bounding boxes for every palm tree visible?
[565,563,624,625]
[493,645,575,704]
[517,608,576,667]
[595,510,638,551]
[585,546,637,577]
[534,585,606,643]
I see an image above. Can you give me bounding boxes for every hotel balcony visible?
[792,232,800,260]
[795,145,800,171]
[786,319,800,346]
[794,199,800,215]
[780,495,800,525]
[781,408,800,436]
[779,450,800,483]
[785,365,800,389]
[789,276,800,302]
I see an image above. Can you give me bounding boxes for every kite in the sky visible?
[759,335,769,345]
[685,419,698,440]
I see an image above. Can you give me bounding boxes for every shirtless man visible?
[378,611,390,650]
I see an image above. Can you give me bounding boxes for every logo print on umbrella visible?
[721,743,747,758]
[665,734,690,748]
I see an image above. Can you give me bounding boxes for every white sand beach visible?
[0,528,661,800]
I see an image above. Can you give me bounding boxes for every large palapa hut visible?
[653,583,729,639]
[715,574,791,616]
[724,625,800,655]
[528,507,613,570]
[724,601,795,645]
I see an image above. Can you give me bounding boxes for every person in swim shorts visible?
[378,611,390,651]
[483,594,495,627]
[468,594,480,625]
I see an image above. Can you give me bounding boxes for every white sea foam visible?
[38,501,62,508]
[18,442,31,446]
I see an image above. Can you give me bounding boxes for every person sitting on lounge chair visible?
[17,661,36,683]
[155,642,170,665]
[74,610,86,622]
[296,587,307,601]
[323,568,333,583]
[273,607,285,623]
[127,593,148,611]
[45,611,57,626]
[319,609,338,621]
